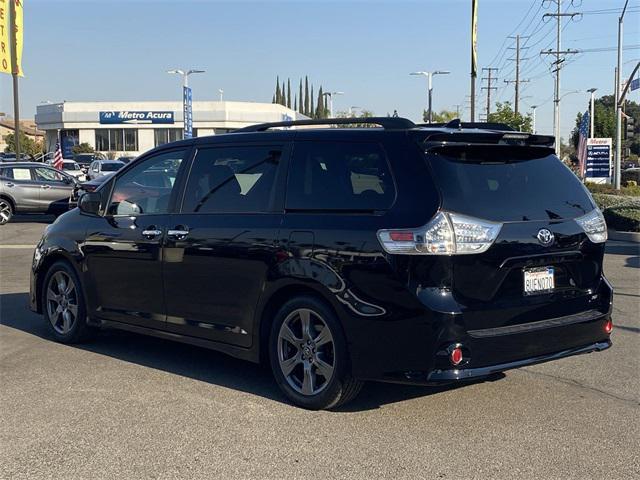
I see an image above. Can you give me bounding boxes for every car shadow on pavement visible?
[6,215,57,224]
[0,292,504,412]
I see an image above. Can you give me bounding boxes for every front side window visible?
[182,146,281,213]
[286,141,395,211]
[108,149,187,216]
[34,167,66,182]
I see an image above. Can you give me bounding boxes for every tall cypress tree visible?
[275,76,281,104]
[287,79,292,109]
[310,85,315,119]
[316,86,324,119]
[298,79,303,114]
[294,94,297,112]
[281,82,286,106]
[304,76,310,116]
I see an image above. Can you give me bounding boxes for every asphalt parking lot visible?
[1,216,638,479]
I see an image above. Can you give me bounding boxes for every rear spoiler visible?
[420,131,555,149]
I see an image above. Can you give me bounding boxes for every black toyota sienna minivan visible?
[30,117,613,409]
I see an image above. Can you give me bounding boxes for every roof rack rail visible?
[233,116,416,133]
[417,119,515,131]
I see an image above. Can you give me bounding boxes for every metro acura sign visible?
[99,111,174,124]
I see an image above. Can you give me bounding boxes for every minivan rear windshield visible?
[427,146,595,222]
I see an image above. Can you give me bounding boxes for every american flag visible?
[577,110,590,178]
[53,141,64,170]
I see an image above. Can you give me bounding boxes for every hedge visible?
[603,206,640,232]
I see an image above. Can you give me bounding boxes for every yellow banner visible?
[0,0,9,74]
[0,0,23,76]
[14,0,22,76]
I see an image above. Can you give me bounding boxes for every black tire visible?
[0,198,13,225]
[269,296,363,410]
[42,260,94,343]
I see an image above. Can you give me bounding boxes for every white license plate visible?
[523,267,555,295]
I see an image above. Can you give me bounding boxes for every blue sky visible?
[1,0,638,140]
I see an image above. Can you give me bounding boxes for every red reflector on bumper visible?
[450,347,463,366]
[604,319,613,334]
[389,231,414,242]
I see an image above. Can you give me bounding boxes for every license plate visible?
[523,267,555,295]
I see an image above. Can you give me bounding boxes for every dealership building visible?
[35,101,305,158]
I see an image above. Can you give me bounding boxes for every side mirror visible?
[63,176,73,184]
[78,191,102,215]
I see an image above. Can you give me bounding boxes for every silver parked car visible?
[0,162,77,225]
[87,160,124,180]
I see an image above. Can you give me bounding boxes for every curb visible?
[608,229,640,243]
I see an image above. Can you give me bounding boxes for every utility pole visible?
[455,104,461,118]
[481,67,498,119]
[9,0,20,159]
[470,0,478,122]
[541,0,580,156]
[615,0,630,190]
[504,35,530,117]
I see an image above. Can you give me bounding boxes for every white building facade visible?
[35,101,306,158]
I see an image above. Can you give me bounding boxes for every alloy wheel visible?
[0,200,11,225]
[46,271,79,335]
[277,308,336,396]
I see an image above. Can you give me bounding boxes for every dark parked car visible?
[73,153,105,173]
[0,162,77,224]
[29,117,613,409]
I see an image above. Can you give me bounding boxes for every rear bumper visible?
[426,339,611,382]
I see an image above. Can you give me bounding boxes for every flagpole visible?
[470,0,478,122]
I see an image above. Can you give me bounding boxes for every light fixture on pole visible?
[322,91,344,118]
[349,106,361,117]
[586,88,597,139]
[410,70,451,123]
[167,68,205,139]
[219,89,224,101]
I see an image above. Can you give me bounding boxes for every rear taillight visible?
[575,208,607,243]
[604,319,613,334]
[377,211,502,255]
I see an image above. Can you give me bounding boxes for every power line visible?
[504,35,530,116]
[481,67,499,117]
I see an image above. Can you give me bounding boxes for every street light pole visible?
[322,91,344,118]
[587,88,597,139]
[410,71,450,123]
[615,0,629,189]
[530,105,537,134]
[167,68,205,139]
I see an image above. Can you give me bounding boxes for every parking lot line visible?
[0,245,37,249]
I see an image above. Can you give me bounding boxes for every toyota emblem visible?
[537,229,554,245]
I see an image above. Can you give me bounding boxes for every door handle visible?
[141,227,163,239]
[167,226,189,240]
[41,185,51,189]
[6,183,14,187]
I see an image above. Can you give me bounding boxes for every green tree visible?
[310,85,315,118]
[315,86,325,119]
[3,132,44,156]
[294,94,297,112]
[274,76,281,104]
[281,82,286,106]
[72,142,94,154]
[487,101,533,132]
[298,79,303,114]
[286,79,292,109]
[427,109,459,123]
[304,76,310,116]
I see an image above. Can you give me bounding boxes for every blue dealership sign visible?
[585,138,612,179]
[183,86,193,139]
[99,111,174,124]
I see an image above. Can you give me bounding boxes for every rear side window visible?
[1,167,32,180]
[182,145,281,213]
[286,141,395,211]
[429,146,595,221]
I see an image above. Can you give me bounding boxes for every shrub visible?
[585,182,640,197]
[592,193,640,210]
[603,206,640,232]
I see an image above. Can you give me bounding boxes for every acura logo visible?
[537,229,554,245]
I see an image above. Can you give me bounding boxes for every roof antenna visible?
[445,118,462,130]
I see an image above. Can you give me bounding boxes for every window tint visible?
[429,148,595,221]
[34,168,66,182]
[183,146,281,213]
[108,149,186,216]
[286,141,395,211]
